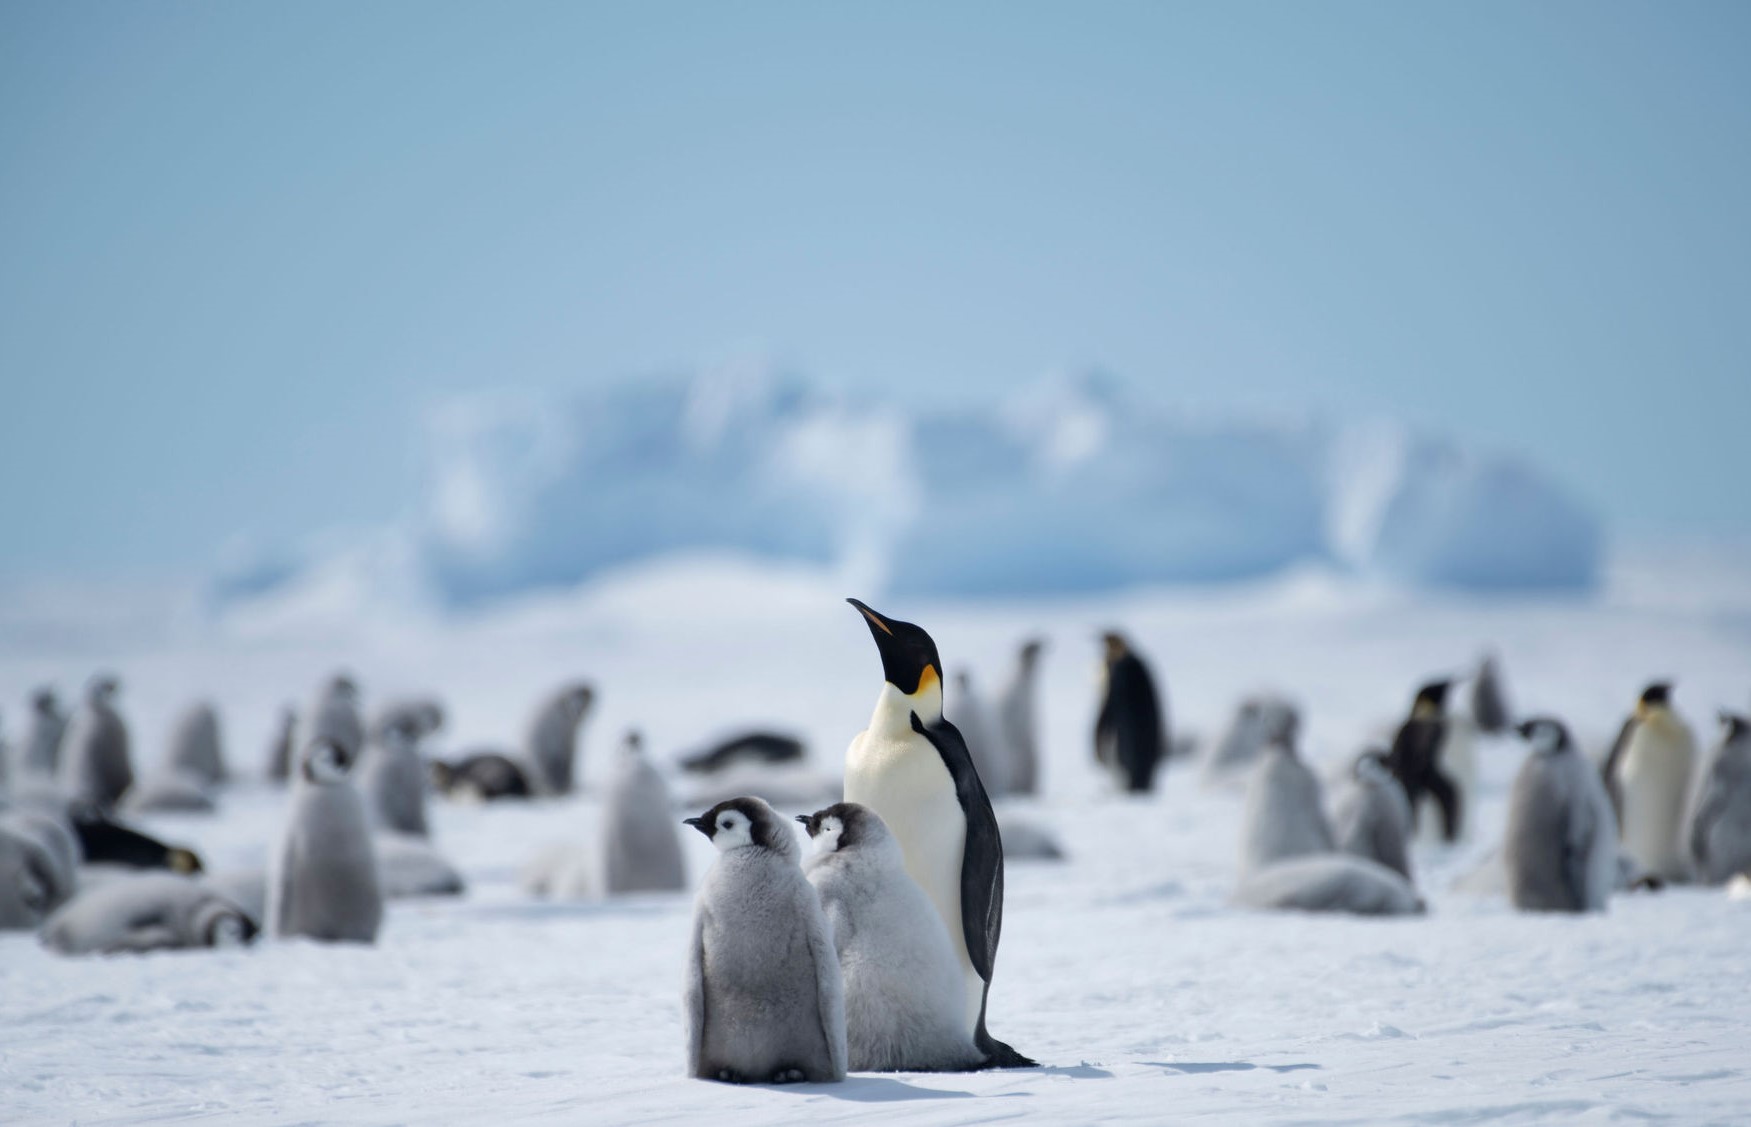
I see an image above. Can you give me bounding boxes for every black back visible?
[1096,653,1165,792]
[680,731,806,774]
[1385,714,1461,841]
[71,808,203,873]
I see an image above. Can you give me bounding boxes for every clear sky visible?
[2,1,1747,579]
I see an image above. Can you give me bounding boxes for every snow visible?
[207,368,1603,611]
[4,552,1750,1124]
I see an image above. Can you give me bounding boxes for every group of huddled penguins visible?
[4,599,1751,1085]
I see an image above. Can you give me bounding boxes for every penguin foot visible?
[976,1034,1039,1070]
[1630,874,1667,893]
[713,1068,748,1084]
[770,1068,807,1084]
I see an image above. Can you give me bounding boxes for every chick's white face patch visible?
[710,811,755,853]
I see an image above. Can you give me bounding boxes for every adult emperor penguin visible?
[21,688,67,777]
[800,802,983,1072]
[1602,682,1696,884]
[844,600,1034,1069]
[40,873,258,955]
[268,738,383,943]
[1384,680,1465,843]
[1331,750,1414,882]
[58,675,134,811]
[1686,712,1751,886]
[952,669,1010,798]
[994,639,1044,795]
[683,797,846,1084]
[599,731,685,893]
[1504,717,1617,912]
[166,701,226,787]
[1094,631,1166,793]
[1240,719,1333,875]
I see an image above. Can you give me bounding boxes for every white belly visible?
[1618,728,1694,880]
[845,727,982,1031]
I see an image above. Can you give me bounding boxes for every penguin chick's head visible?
[1718,711,1749,744]
[556,682,596,721]
[1515,716,1571,755]
[31,686,57,712]
[1411,679,1454,718]
[1354,748,1392,782]
[848,599,943,698]
[197,901,258,948]
[1635,681,1673,718]
[88,673,120,703]
[685,797,791,857]
[327,672,360,701]
[796,802,883,855]
[1019,638,1045,667]
[301,738,352,785]
[620,729,643,757]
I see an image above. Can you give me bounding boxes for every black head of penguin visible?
[1411,679,1455,717]
[1514,716,1572,753]
[795,802,869,850]
[1639,682,1673,708]
[847,599,942,697]
[300,738,353,784]
[1717,711,1748,742]
[684,797,783,851]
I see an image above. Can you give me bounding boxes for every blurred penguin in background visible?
[265,705,297,783]
[995,639,1044,796]
[355,710,431,838]
[952,669,1010,798]
[1332,749,1414,882]
[268,738,382,943]
[1240,716,1332,874]
[1204,693,1299,787]
[599,731,685,894]
[1686,712,1751,886]
[526,682,595,794]
[1385,679,1467,843]
[58,675,133,812]
[1603,682,1696,885]
[166,701,226,787]
[21,688,68,778]
[1094,631,1167,793]
[41,873,257,956]
[1470,654,1512,735]
[303,673,365,764]
[1504,717,1617,913]
[0,810,78,929]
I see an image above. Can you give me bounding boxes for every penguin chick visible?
[265,705,297,784]
[526,682,594,795]
[166,701,226,787]
[1505,717,1617,912]
[268,739,383,943]
[800,803,983,1072]
[58,675,133,812]
[682,797,845,1084]
[1687,712,1751,886]
[1332,750,1414,882]
[21,688,68,777]
[994,639,1045,796]
[40,872,257,955]
[1234,854,1424,916]
[1240,724,1333,876]
[355,713,430,837]
[600,732,685,894]
[303,673,365,762]
[952,669,1010,799]
[1470,654,1512,735]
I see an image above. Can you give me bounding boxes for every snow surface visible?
[4,554,1750,1125]
[208,367,1603,610]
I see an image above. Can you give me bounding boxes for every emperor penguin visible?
[1686,712,1751,886]
[431,751,532,801]
[1204,694,1299,786]
[994,639,1045,796]
[1384,680,1465,843]
[1240,719,1334,875]
[1470,654,1513,735]
[303,674,365,763]
[268,738,383,943]
[682,797,846,1084]
[166,701,226,787]
[40,873,258,955]
[526,682,595,795]
[600,731,686,894]
[952,669,1010,799]
[21,687,67,777]
[678,731,805,774]
[265,705,296,783]
[1602,683,1696,884]
[58,675,134,811]
[1504,717,1617,912]
[843,599,1035,1069]
[1233,854,1423,916]
[370,698,446,747]
[1094,631,1167,793]
[355,710,430,837]
[800,802,983,1072]
[0,811,78,929]
[1331,750,1414,882]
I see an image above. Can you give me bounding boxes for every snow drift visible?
[211,366,1602,610]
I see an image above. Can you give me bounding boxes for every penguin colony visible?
[4,601,1748,1090]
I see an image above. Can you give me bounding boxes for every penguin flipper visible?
[1601,717,1636,821]
[801,882,849,1080]
[683,908,707,1078]
[909,712,1002,982]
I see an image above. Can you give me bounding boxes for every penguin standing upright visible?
[58,675,133,812]
[1331,750,1414,882]
[952,669,1010,799]
[1470,654,1512,735]
[994,640,1044,796]
[1240,721,1333,875]
[21,688,67,777]
[843,599,1035,1070]
[268,739,383,943]
[166,701,226,787]
[1384,680,1464,843]
[1687,712,1751,885]
[525,683,594,795]
[1504,717,1617,912]
[599,731,685,894]
[1602,683,1696,884]
[1094,632,1166,793]
[265,705,296,783]
[303,674,365,763]
[355,712,430,838]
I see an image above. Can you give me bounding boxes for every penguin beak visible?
[794,814,810,824]
[1514,720,1536,740]
[682,816,707,838]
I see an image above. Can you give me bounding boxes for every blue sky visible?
[2,2,1747,578]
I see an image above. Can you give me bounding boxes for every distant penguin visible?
[40,873,257,955]
[1332,750,1414,882]
[800,802,983,1072]
[265,705,297,783]
[0,812,78,929]
[1602,683,1696,884]
[1384,680,1464,843]
[431,751,533,801]
[1234,854,1424,916]
[58,675,133,811]
[1686,712,1751,886]
[268,739,383,943]
[20,688,68,777]
[683,797,846,1084]
[526,682,594,795]
[600,732,685,894]
[994,639,1044,796]
[952,669,1010,798]
[123,771,216,815]
[355,712,430,837]
[303,673,365,762]
[68,805,203,874]
[370,698,445,747]
[1094,631,1167,793]
[1504,717,1617,912]
[1240,720,1333,875]
[679,731,806,774]
[166,701,226,787]
[1204,694,1299,786]
[373,832,465,899]
[843,599,1035,1069]
[1470,654,1512,735]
